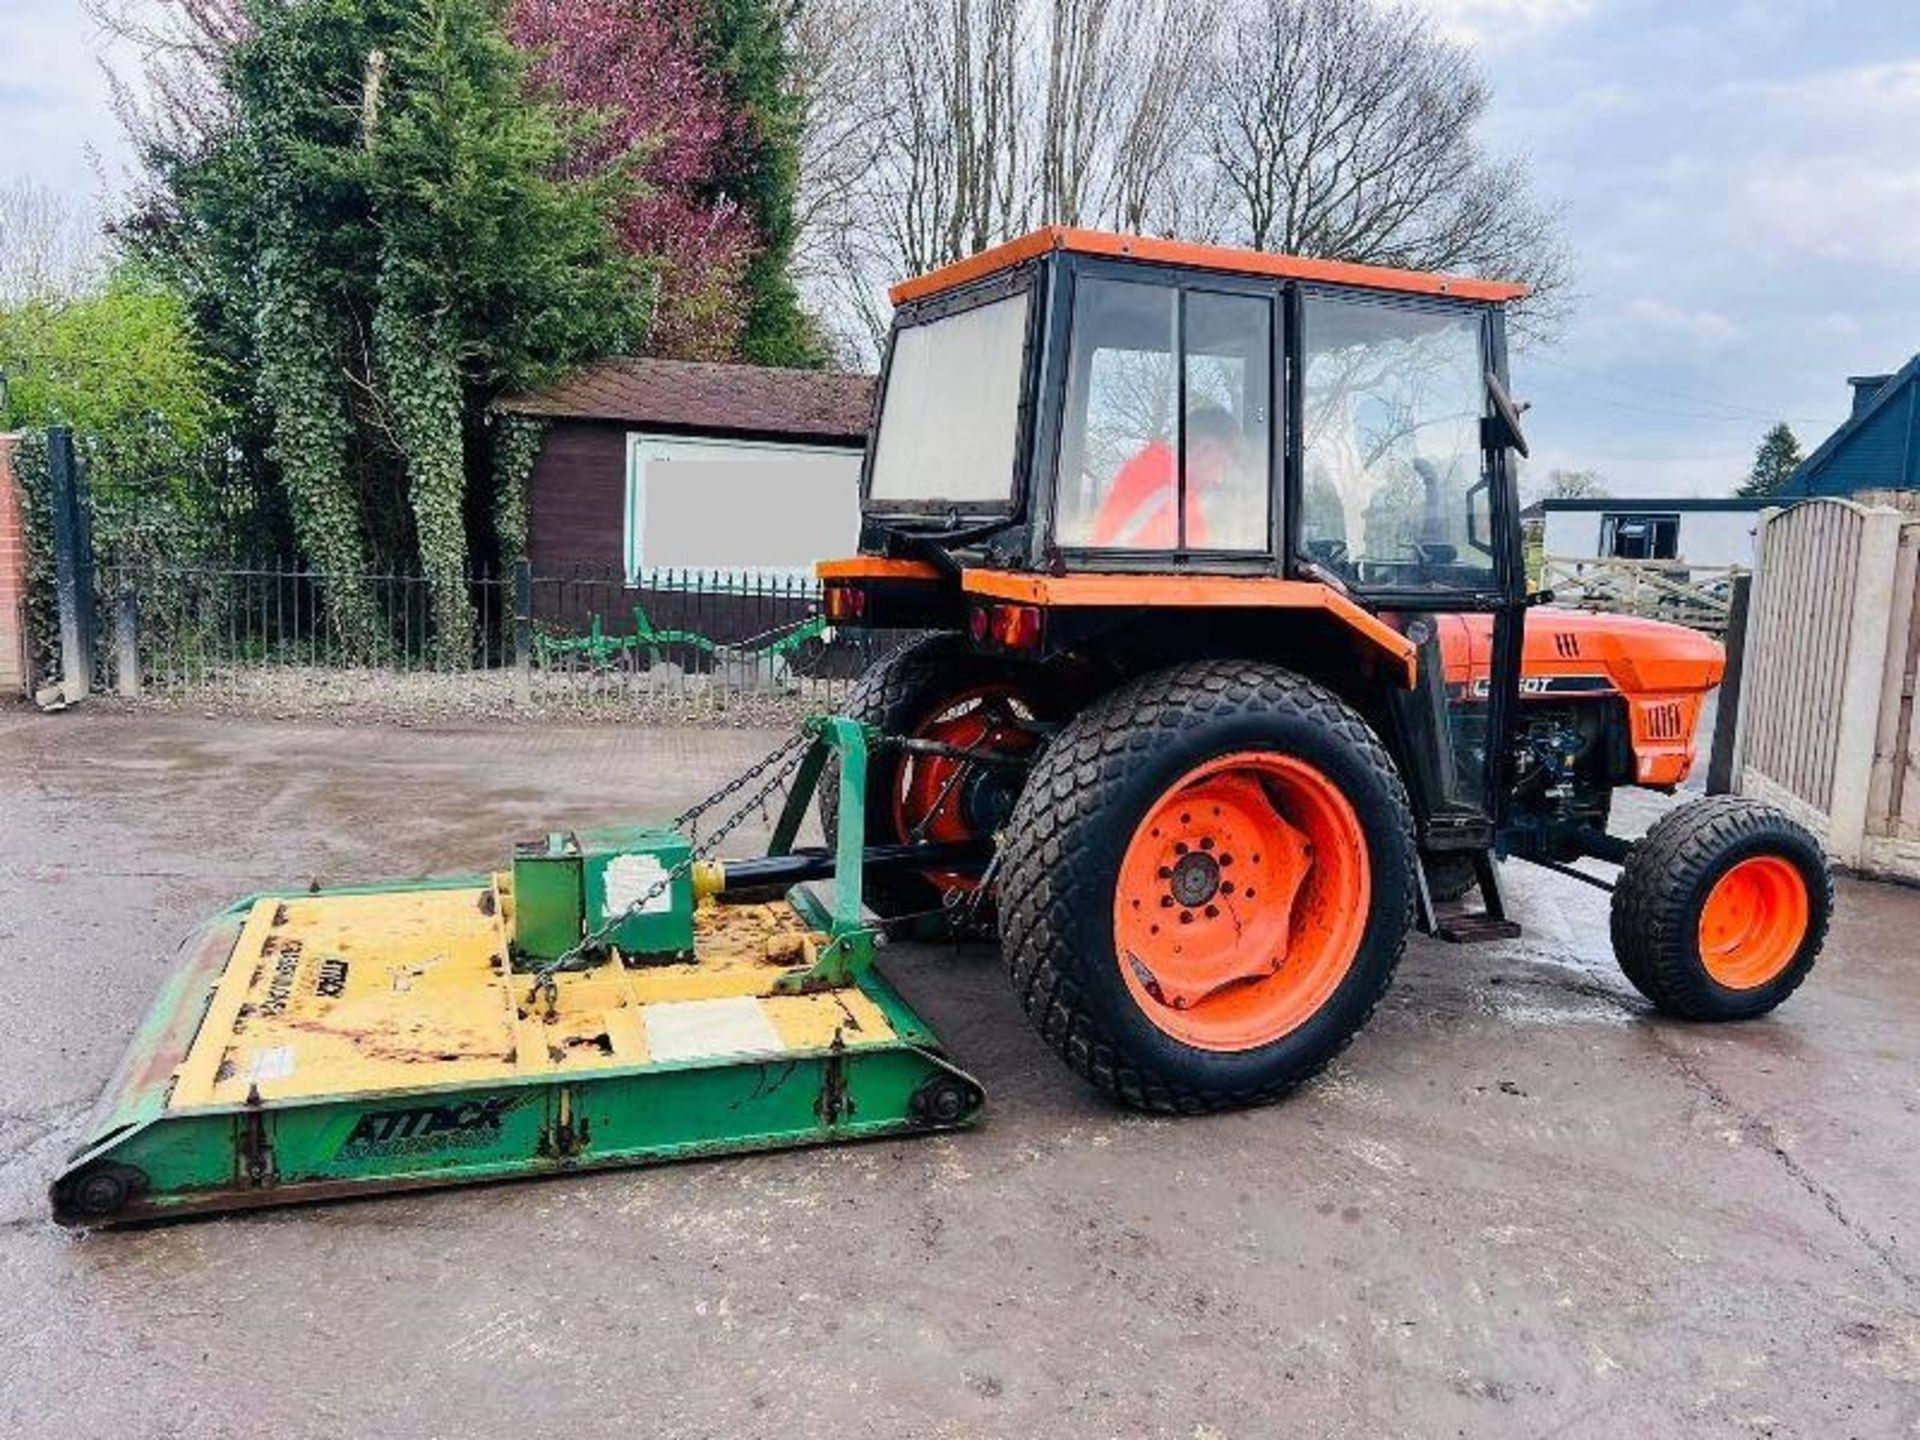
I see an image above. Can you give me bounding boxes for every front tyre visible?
[997,660,1416,1113]
[1610,796,1832,1021]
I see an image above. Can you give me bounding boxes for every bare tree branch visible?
[0,180,105,305]
[1202,0,1568,340]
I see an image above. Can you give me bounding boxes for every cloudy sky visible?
[1425,0,1920,495]
[6,0,1918,498]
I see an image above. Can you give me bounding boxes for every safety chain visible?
[673,729,815,840]
[526,730,814,1012]
[525,716,1040,1014]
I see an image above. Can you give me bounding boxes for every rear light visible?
[990,603,1043,651]
[968,605,991,642]
[824,584,866,622]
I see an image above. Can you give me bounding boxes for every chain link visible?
[673,729,814,839]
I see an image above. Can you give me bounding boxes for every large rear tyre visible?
[1610,796,1832,1021]
[821,634,1045,926]
[997,660,1416,1113]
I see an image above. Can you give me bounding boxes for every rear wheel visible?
[822,634,1046,925]
[997,660,1416,1112]
[1610,796,1831,1020]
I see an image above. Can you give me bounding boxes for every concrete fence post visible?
[46,427,95,704]
[1706,571,1751,795]
[115,588,141,698]
[1826,507,1904,867]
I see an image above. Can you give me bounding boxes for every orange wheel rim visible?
[1697,855,1809,989]
[1113,751,1371,1052]
[893,685,1039,892]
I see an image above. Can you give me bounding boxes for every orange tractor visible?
[818,227,1831,1112]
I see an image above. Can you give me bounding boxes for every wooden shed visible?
[494,358,874,649]
[497,358,875,581]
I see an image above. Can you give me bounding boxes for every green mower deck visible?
[51,720,984,1228]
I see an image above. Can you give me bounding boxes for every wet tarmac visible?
[1,706,1915,1437]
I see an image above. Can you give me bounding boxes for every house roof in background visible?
[1541,496,1775,512]
[497,358,875,445]
[1784,352,1920,497]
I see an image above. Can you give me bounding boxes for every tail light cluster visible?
[969,602,1043,652]
[823,584,866,622]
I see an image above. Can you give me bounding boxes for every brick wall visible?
[0,434,28,694]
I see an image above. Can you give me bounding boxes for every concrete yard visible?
[1,707,1916,1438]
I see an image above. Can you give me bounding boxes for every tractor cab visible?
[856,227,1526,598]
[827,227,1535,887]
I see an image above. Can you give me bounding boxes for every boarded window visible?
[626,436,863,581]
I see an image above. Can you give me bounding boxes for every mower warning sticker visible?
[603,853,672,918]
[245,1046,298,1084]
[336,1096,521,1160]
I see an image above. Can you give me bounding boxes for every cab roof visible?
[888,226,1531,307]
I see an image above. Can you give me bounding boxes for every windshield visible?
[1299,296,1495,592]
[867,289,1031,509]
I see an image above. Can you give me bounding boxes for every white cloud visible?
[1709,60,1920,269]
[1732,166,1920,272]
[1416,0,1594,48]
[1622,299,1740,347]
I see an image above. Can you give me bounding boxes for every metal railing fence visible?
[89,558,913,719]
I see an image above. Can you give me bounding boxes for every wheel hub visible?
[1169,850,1221,907]
[1113,752,1373,1052]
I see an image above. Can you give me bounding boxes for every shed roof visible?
[497,358,874,445]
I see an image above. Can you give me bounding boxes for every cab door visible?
[1288,287,1526,844]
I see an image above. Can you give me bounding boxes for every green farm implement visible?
[534,604,831,681]
[52,717,986,1227]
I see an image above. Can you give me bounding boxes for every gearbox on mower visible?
[54,227,1832,1226]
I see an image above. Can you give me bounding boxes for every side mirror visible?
[1482,371,1531,459]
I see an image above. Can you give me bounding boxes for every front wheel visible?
[997,660,1416,1113]
[1610,796,1832,1021]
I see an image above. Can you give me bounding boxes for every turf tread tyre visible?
[1610,795,1832,1021]
[997,659,1417,1114]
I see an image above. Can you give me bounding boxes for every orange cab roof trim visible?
[888,227,1531,307]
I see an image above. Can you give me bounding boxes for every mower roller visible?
[51,718,985,1228]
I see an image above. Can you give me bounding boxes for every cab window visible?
[1054,277,1273,552]
[1299,296,1494,591]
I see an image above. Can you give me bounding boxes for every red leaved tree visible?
[510,0,758,360]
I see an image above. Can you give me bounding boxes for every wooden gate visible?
[1731,498,1920,877]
